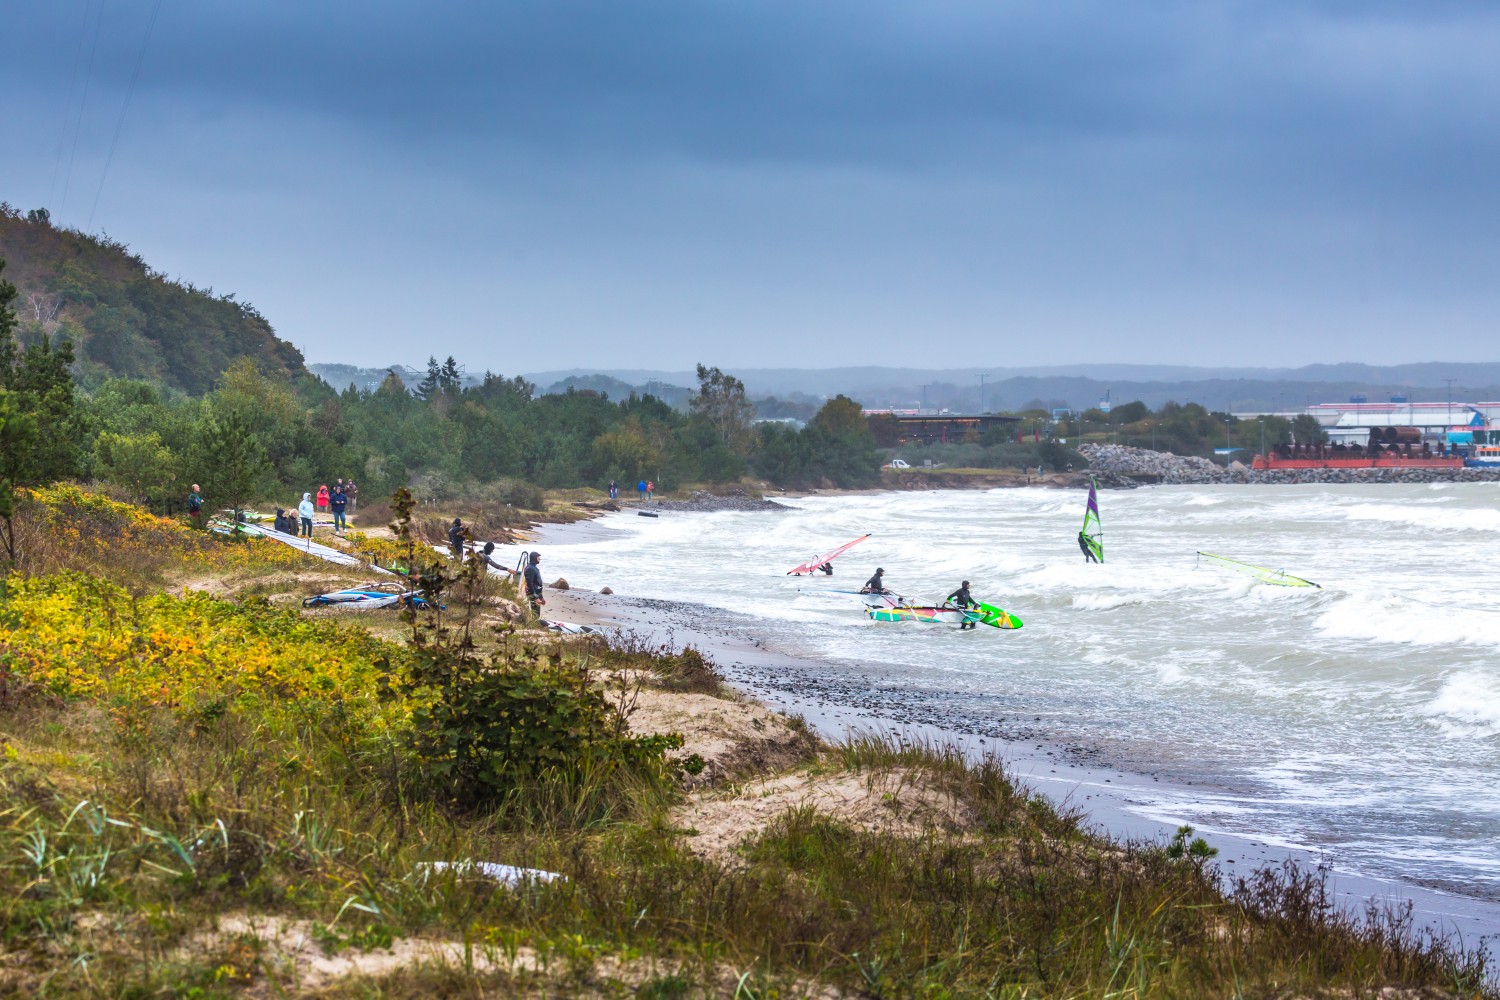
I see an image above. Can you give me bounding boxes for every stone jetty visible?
[1079,443,1500,486]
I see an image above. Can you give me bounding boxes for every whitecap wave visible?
[1423,671,1500,738]
[1314,593,1500,647]
[1343,503,1500,533]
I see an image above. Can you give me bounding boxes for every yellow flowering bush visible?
[0,572,404,722]
[341,530,409,571]
[15,484,313,584]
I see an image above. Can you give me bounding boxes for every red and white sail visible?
[786,533,872,576]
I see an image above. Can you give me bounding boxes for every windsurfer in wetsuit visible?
[1078,531,1099,564]
[860,568,890,595]
[523,551,546,616]
[475,541,520,576]
[946,580,979,630]
[819,561,833,576]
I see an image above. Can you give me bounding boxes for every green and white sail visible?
[1196,551,1320,589]
[1080,476,1104,563]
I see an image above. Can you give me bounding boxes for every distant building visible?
[862,410,1020,445]
[1306,401,1485,445]
[639,380,693,409]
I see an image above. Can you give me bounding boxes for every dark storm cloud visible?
[3,2,1499,368]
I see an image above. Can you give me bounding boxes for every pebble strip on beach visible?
[641,489,793,512]
[1080,442,1500,486]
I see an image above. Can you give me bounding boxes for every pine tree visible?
[415,356,442,401]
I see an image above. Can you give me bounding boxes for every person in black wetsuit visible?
[448,518,465,560]
[476,541,519,577]
[947,580,979,629]
[523,551,546,616]
[1078,531,1099,563]
[860,568,890,595]
[818,561,833,576]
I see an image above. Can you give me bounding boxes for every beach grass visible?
[0,489,1492,996]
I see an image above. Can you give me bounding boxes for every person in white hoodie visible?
[298,492,315,538]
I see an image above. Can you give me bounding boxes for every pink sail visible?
[787,533,872,576]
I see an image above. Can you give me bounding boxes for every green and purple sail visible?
[1081,476,1104,563]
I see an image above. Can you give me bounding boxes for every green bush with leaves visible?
[382,487,683,809]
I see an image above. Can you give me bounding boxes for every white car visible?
[884,459,911,469]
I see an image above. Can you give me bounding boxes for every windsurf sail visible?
[867,605,968,624]
[302,585,430,609]
[214,520,374,569]
[1196,551,1321,589]
[787,534,872,576]
[868,602,1024,629]
[799,587,907,608]
[540,620,608,636]
[1080,477,1103,564]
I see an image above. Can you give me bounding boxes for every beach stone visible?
[550,578,570,590]
[599,586,613,594]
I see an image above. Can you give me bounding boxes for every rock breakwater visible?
[1079,443,1500,486]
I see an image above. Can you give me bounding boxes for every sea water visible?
[537,484,1500,901]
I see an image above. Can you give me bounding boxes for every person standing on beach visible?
[608,480,618,500]
[298,492,315,537]
[316,484,330,511]
[946,580,979,630]
[186,484,204,529]
[346,480,358,515]
[329,483,348,533]
[647,480,654,501]
[860,568,891,595]
[448,517,465,560]
[637,479,647,501]
[523,551,546,616]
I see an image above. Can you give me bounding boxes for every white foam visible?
[1343,503,1500,533]
[1315,593,1500,648]
[1423,671,1500,738]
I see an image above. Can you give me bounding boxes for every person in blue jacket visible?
[329,484,348,533]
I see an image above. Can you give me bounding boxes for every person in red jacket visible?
[316,484,330,511]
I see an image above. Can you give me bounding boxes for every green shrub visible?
[385,486,683,809]
[398,642,683,807]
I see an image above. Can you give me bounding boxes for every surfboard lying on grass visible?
[1196,551,1321,589]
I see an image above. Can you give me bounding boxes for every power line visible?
[89,0,165,231]
[49,0,97,216]
[59,0,109,220]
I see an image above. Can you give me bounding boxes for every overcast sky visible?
[3,2,1498,372]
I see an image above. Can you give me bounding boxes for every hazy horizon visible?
[6,3,1499,371]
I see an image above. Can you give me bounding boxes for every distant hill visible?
[521,364,1500,413]
[310,362,486,393]
[0,205,306,394]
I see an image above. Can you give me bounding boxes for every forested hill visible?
[0,205,306,394]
